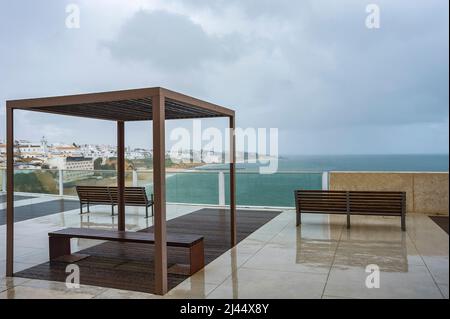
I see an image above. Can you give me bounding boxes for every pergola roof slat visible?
[6,87,234,121]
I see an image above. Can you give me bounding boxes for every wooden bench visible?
[48,228,205,275]
[294,190,406,231]
[76,186,154,218]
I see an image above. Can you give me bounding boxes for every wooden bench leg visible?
[347,213,351,229]
[49,236,71,260]
[296,211,301,226]
[401,214,406,231]
[189,241,205,275]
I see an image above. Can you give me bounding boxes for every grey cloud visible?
[104,10,243,70]
[172,0,312,20]
[190,0,449,130]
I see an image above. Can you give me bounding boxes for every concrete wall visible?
[329,172,449,215]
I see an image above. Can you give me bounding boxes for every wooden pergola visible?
[5,87,236,295]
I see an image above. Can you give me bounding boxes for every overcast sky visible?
[0,0,448,155]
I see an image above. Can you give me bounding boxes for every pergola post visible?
[229,115,237,246]
[6,106,14,276]
[117,121,125,231]
[152,93,168,295]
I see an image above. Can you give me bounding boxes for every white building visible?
[126,148,150,160]
[47,156,94,183]
[1,137,49,162]
[16,144,43,158]
[50,144,83,157]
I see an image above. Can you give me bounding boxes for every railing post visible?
[58,169,64,196]
[132,169,138,187]
[322,171,329,190]
[218,171,225,206]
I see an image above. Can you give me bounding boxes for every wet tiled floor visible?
[0,194,35,204]
[0,196,448,299]
[0,197,80,225]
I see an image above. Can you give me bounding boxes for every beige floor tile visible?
[421,256,449,285]
[322,295,356,299]
[0,276,30,288]
[15,251,49,265]
[166,280,218,299]
[273,224,343,243]
[334,230,423,271]
[241,242,335,274]
[19,278,107,296]
[207,268,327,299]
[231,239,267,255]
[347,215,404,230]
[324,265,443,299]
[184,247,262,286]
[0,286,96,299]
[13,247,46,259]
[438,284,448,299]
[406,215,449,256]
[14,238,49,250]
[299,214,348,229]
[245,230,278,243]
[95,288,161,299]
[254,218,290,234]
[210,251,254,268]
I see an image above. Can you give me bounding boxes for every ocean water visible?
[164,171,322,207]
[161,154,448,208]
[199,154,450,172]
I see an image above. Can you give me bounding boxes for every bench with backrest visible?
[109,186,154,218]
[294,190,406,231]
[48,228,204,275]
[76,186,154,218]
[76,186,112,213]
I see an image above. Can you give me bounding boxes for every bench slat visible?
[48,228,203,247]
[76,186,153,208]
[294,190,406,230]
